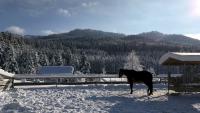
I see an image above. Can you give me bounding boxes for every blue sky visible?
[0,0,200,39]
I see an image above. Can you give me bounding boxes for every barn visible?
[159,52,200,92]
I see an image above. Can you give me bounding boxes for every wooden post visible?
[56,78,58,88]
[168,72,170,94]
[99,77,100,83]
[183,64,187,93]
[167,65,171,95]
[10,78,14,89]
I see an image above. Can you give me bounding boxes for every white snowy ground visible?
[0,84,200,113]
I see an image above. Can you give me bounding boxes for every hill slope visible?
[37,29,125,40]
[1,29,200,74]
[138,31,200,47]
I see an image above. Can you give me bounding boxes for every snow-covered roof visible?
[37,66,74,75]
[0,69,14,78]
[159,52,200,65]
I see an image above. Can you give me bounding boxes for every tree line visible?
[1,31,200,75]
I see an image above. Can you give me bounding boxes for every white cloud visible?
[81,2,98,8]
[58,8,71,17]
[185,34,200,40]
[42,30,55,35]
[82,3,88,7]
[5,26,25,35]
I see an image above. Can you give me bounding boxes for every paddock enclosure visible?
[1,74,167,89]
[0,69,168,91]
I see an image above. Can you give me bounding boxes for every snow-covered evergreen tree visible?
[71,54,79,71]
[2,44,19,73]
[38,52,49,66]
[80,52,91,74]
[81,62,91,74]
[62,48,72,65]
[54,52,63,66]
[49,55,56,66]
[33,51,40,68]
[18,51,35,74]
[0,44,5,68]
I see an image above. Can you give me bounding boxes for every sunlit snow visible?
[0,84,200,113]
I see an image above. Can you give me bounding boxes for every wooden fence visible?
[1,69,199,93]
[1,74,168,90]
[13,74,168,86]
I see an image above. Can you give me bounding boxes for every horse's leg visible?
[129,82,133,94]
[147,82,153,96]
[150,75,153,95]
[149,82,153,95]
[147,87,150,95]
[144,81,151,96]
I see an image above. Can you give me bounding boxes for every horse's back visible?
[121,69,152,80]
[132,71,152,81]
[140,71,152,78]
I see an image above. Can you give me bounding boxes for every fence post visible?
[168,73,170,94]
[56,78,58,88]
[11,78,14,89]
[167,65,171,95]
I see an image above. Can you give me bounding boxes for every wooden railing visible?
[1,73,169,90]
[13,74,126,86]
[2,72,199,93]
[12,74,168,86]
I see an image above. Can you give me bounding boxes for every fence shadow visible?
[86,92,200,113]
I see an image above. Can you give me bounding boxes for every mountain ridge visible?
[36,29,125,40]
[4,28,200,47]
[24,29,200,46]
[137,31,200,46]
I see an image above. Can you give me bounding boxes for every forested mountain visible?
[0,29,200,75]
[138,31,200,47]
[37,29,125,40]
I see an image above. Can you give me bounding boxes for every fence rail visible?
[12,74,168,86]
[1,70,199,93]
[0,73,169,90]
[14,74,118,79]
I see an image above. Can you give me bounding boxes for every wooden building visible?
[159,52,200,92]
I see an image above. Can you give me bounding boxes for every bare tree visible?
[124,50,143,71]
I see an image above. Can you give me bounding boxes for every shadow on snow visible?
[87,93,200,113]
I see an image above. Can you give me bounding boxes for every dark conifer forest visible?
[1,29,200,74]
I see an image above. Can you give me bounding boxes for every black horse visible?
[119,69,153,96]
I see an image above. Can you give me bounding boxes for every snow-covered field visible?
[0,84,200,113]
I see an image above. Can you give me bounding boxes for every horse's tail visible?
[150,82,153,95]
[150,75,153,95]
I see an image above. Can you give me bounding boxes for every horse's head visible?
[119,69,124,78]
